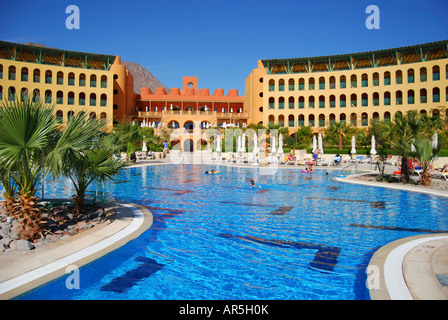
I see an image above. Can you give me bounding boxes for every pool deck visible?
[0,159,447,300]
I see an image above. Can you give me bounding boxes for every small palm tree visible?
[412,136,442,186]
[61,116,129,214]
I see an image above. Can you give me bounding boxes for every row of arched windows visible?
[267,87,448,109]
[0,86,108,107]
[55,110,107,123]
[268,109,446,128]
[0,64,108,88]
[267,65,447,91]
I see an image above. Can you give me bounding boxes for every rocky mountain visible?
[24,42,168,94]
[121,60,169,94]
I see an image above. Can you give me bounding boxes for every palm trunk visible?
[400,156,410,183]
[15,192,44,241]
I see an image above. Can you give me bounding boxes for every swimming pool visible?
[17,164,448,300]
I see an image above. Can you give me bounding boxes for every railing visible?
[138,110,248,119]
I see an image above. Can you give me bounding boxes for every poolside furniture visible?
[442,172,448,180]
[349,156,364,163]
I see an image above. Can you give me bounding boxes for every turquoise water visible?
[16,164,448,300]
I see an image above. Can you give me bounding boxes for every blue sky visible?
[1,0,447,94]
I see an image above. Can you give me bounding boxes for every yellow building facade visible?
[0,41,134,129]
[245,40,448,132]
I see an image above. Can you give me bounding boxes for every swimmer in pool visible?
[250,179,261,188]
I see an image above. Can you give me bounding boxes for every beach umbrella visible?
[278,134,284,154]
[142,139,147,152]
[351,136,357,154]
[237,135,242,152]
[312,135,317,152]
[271,136,276,154]
[253,133,259,154]
[432,131,438,149]
[318,133,324,155]
[370,135,377,155]
[216,135,222,153]
[242,134,246,152]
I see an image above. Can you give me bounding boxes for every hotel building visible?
[244,40,448,133]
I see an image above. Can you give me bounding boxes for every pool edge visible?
[0,202,153,300]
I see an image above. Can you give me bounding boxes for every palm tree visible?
[412,136,441,186]
[0,99,57,240]
[61,116,129,214]
[329,121,347,150]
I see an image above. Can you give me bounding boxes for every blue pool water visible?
[16,164,448,300]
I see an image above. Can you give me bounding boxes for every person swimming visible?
[250,179,261,188]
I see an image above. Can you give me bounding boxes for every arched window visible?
[45,70,52,84]
[20,88,28,102]
[288,79,294,91]
[89,112,96,119]
[318,114,325,127]
[56,91,63,104]
[33,69,40,83]
[68,92,75,105]
[288,114,295,127]
[361,93,368,106]
[268,115,275,126]
[0,64,3,79]
[407,69,414,83]
[298,96,305,109]
[361,112,368,126]
[298,114,305,126]
[372,112,379,120]
[79,92,86,105]
[340,75,346,89]
[395,70,402,84]
[68,72,75,86]
[32,89,40,102]
[384,91,391,106]
[373,72,379,86]
[8,66,16,80]
[319,77,325,90]
[433,87,440,103]
[309,77,315,90]
[350,75,357,88]
[268,97,275,109]
[56,110,63,124]
[433,65,440,81]
[396,90,403,105]
[288,96,294,109]
[278,97,285,109]
[384,112,391,122]
[45,90,52,103]
[79,73,86,86]
[0,85,2,100]
[269,79,275,91]
[101,75,107,88]
[21,67,28,82]
[361,73,368,87]
[350,94,357,107]
[420,89,427,103]
[57,71,64,85]
[90,93,97,106]
[278,115,285,127]
[298,78,305,91]
[340,94,346,108]
[407,90,415,104]
[373,92,379,106]
[90,74,97,87]
[329,76,336,89]
[319,95,325,108]
[100,94,107,106]
[340,113,346,124]
[309,96,315,108]
[350,113,357,126]
[278,79,285,91]
[308,114,315,127]
[420,67,427,82]
[384,71,390,85]
[329,113,336,125]
[329,95,336,108]
[67,111,74,120]
[100,112,107,123]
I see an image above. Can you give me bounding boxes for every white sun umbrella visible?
[237,135,241,152]
[216,135,222,153]
[351,135,357,154]
[271,136,276,154]
[242,134,246,152]
[278,134,284,154]
[142,139,147,152]
[432,131,438,149]
[312,134,317,152]
[318,133,324,155]
[253,133,259,154]
[370,135,377,155]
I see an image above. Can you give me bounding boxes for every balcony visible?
[138,110,248,121]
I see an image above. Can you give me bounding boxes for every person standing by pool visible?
[312,148,320,165]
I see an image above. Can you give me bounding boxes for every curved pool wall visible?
[13,164,448,300]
